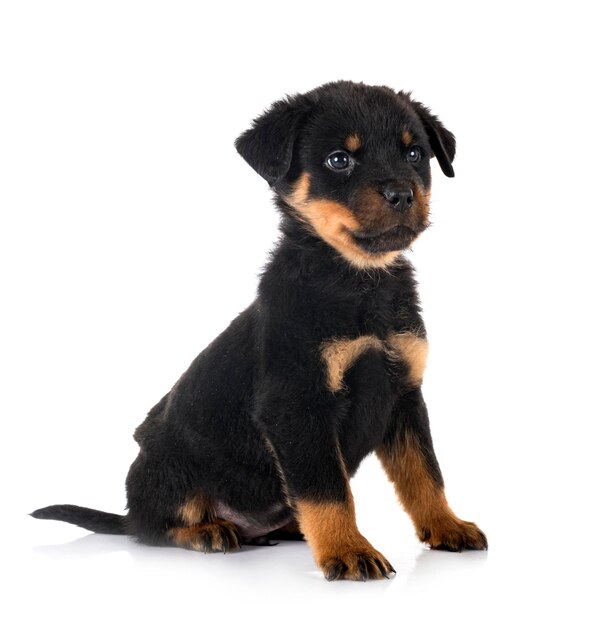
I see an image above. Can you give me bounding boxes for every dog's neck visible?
[257,215,422,339]
[276,215,407,277]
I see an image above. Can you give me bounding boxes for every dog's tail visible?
[30,504,127,535]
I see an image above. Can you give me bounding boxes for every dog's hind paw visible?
[167,519,241,553]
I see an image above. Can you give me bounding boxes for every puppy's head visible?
[236,81,455,269]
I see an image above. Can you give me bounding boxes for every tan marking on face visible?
[287,173,400,269]
[402,129,413,146]
[386,333,428,387]
[354,186,403,232]
[413,186,431,224]
[178,491,215,525]
[321,335,382,391]
[376,432,487,550]
[344,133,361,152]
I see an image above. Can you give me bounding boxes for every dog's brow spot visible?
[402,130,413,146]
[344,133,361,152]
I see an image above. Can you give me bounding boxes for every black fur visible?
[235,94,314,184]
[31,505,126,534]
[33,81,485,578]
[401,92,456,178]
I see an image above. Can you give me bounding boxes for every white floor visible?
[8,452,600,626]
[3,2,603,624]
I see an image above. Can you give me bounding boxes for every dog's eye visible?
[406,146,422,163]
[325,151,353,172]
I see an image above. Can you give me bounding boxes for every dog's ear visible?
[400,92,456,178]
[235,94,314,186]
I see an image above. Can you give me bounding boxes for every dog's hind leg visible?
[266,520,305,541]
[165,491,241,553]
[167,521,241,553]
[126,453,242,552]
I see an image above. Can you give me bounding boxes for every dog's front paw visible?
[320,546,395,581]
[420,518,488,552]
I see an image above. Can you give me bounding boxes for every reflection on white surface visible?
[14,513,597,626]
[26,522,489,599]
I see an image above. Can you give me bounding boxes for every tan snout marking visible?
[414,187,432,224]
[321,332,428,391]
[286,173,400,270]
[344,133,361,152]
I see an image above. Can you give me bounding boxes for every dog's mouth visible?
[350,223,425,252]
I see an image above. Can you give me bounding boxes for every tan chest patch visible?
[386,332,428,387]
[320,335,382,392]
[320,332,428,392]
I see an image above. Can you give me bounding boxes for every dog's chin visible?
[351,224,424,253]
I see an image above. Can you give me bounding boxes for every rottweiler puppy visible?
[33,81,487,581]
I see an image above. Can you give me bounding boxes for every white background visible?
[2,1,602,624]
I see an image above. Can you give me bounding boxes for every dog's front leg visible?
[376,389,488,551]
[255,385,394,581]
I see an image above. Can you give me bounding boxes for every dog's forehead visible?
[307,85,424,147]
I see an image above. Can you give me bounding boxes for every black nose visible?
[381,184,413,210]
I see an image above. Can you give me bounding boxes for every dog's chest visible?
[320,331,428,393]
[326,332,427,474]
